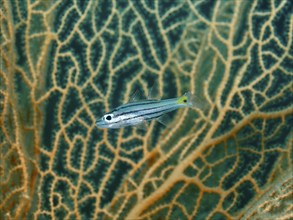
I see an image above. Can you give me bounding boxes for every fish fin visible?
[130,81,160,102]
[147,81,160,100]
[134,121,148,131]
[156,114,172,127]
[185,92,209,110]
[130,89,144,102]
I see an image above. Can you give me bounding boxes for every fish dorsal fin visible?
[147,82,160,100]
[130,89,144,102]
[130,82,160,102]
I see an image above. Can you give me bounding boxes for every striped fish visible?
[96,92,198,129]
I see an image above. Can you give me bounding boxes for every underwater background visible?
[1,0,292,219]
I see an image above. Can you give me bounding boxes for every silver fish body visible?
[96,92,194,129]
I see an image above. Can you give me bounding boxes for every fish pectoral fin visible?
[156,114,172,127]
[134,121,148,131]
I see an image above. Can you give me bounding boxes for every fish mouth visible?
[95,118,108,128]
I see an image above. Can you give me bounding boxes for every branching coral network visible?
[0,0,292,219]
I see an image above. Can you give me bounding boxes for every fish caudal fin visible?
[180,92,208,110]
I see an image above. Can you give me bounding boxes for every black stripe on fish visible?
[115,103,174,118]
[113,106,177,124]
[115,100,160,111]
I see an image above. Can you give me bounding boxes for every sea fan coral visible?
[0,0,292,219]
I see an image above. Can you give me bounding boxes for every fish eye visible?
[105,114,113,121]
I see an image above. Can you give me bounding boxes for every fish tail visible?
[182,92,208,110]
